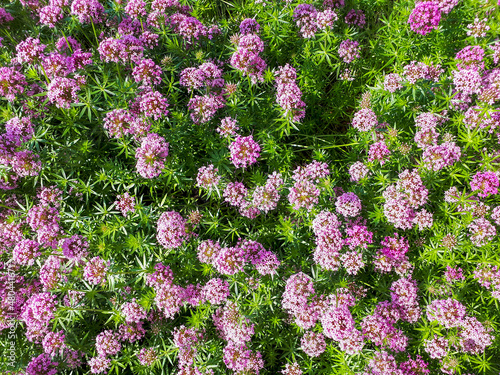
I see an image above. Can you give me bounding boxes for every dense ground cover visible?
[1,0,500,374]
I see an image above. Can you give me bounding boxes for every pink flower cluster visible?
[455,45,485,71]
[312,211,372,274]
[275,64,306,122]
[0,116,42,189]
[373,233,412,275]
[83,256,109,285]
[421,141,461,171]
[168,13,213,43]
[425,298,494,357]
[414,112,440,147]
[132,58,162,87]
[473,264,500,299]
[288,161,329,210]
[137,347,157,366]
[156,211,190,250]
[348,161,370,182]
[26,353,58,375]
[98,35,144,65]
[312,211,343,272]
[173,325,206,372]
[71,0,105,24]
[197,238,280,276]
[470,171,499,198]
[21,292,57,343]
[364,302,412,352]
[467,17,489,38]
[212,300,263,374]
[408,1,441,36]
[360,351,430,375]
[345,9,366,27]
[384,73,403,93]
[468,218,496,247]
[222,171,283,218]
[103,109,146,139]
[240,18,260,35]
[188,93,226,124]
[61,235,89,263]
[403,60,443,84]
[135,133,169,178]
[27,203,61,248]
[180,62,224,91]
[251,171,284,214]
[47,76,83,109]
[217,117,239,138]
[452,68,482,95]
[293,4,338,38]
[335,192,362,217]
[146,263,204,321]
[115,192,136,216]
[181,62,226,123]
[352,108,377,131]
[382,169,430,230]
[283,273,364,354]
[444,266,464,283]
[196,164,222,190]
[230,34,267,84]
[368,141,391,165]
[338,39,360,64]
[229,135,261,169]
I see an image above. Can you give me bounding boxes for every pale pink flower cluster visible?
[173,325,204,371]
[147,263,183,319]
[156,211,190,250]
[135,133,169,178]
[425,298,494,357]
[288,161,329,210]
[468,218,496,247]
[338,39,360,63]
[335,192,362,217]
[196,164,221,190]
[382,169,429,230]
[213,301,263,374]
[470,171,499,198]
[348,161,370,182]
[275,64,306,122]
[115,192,135,216]
[230,34,267,84]
[368,141,391,165]
[312,211,343,271]
[217,117,239,138]
[384,73,403,93]
[83,256,109,285]
[352,108,377,131]
[473,264,500,299]
[403,60,443,84]
[293,3,338,38]
[197,238,280,276]
[229,135,261,169]
[300,331,326,357]
[422,141,461,171]
[362,299,416,354]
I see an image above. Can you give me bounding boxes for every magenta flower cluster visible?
[408,1,441,36]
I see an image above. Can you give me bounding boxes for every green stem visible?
[0,203,23,212]
[60,30,73,53]
[63,308,112,312]
[90,19,99,46]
